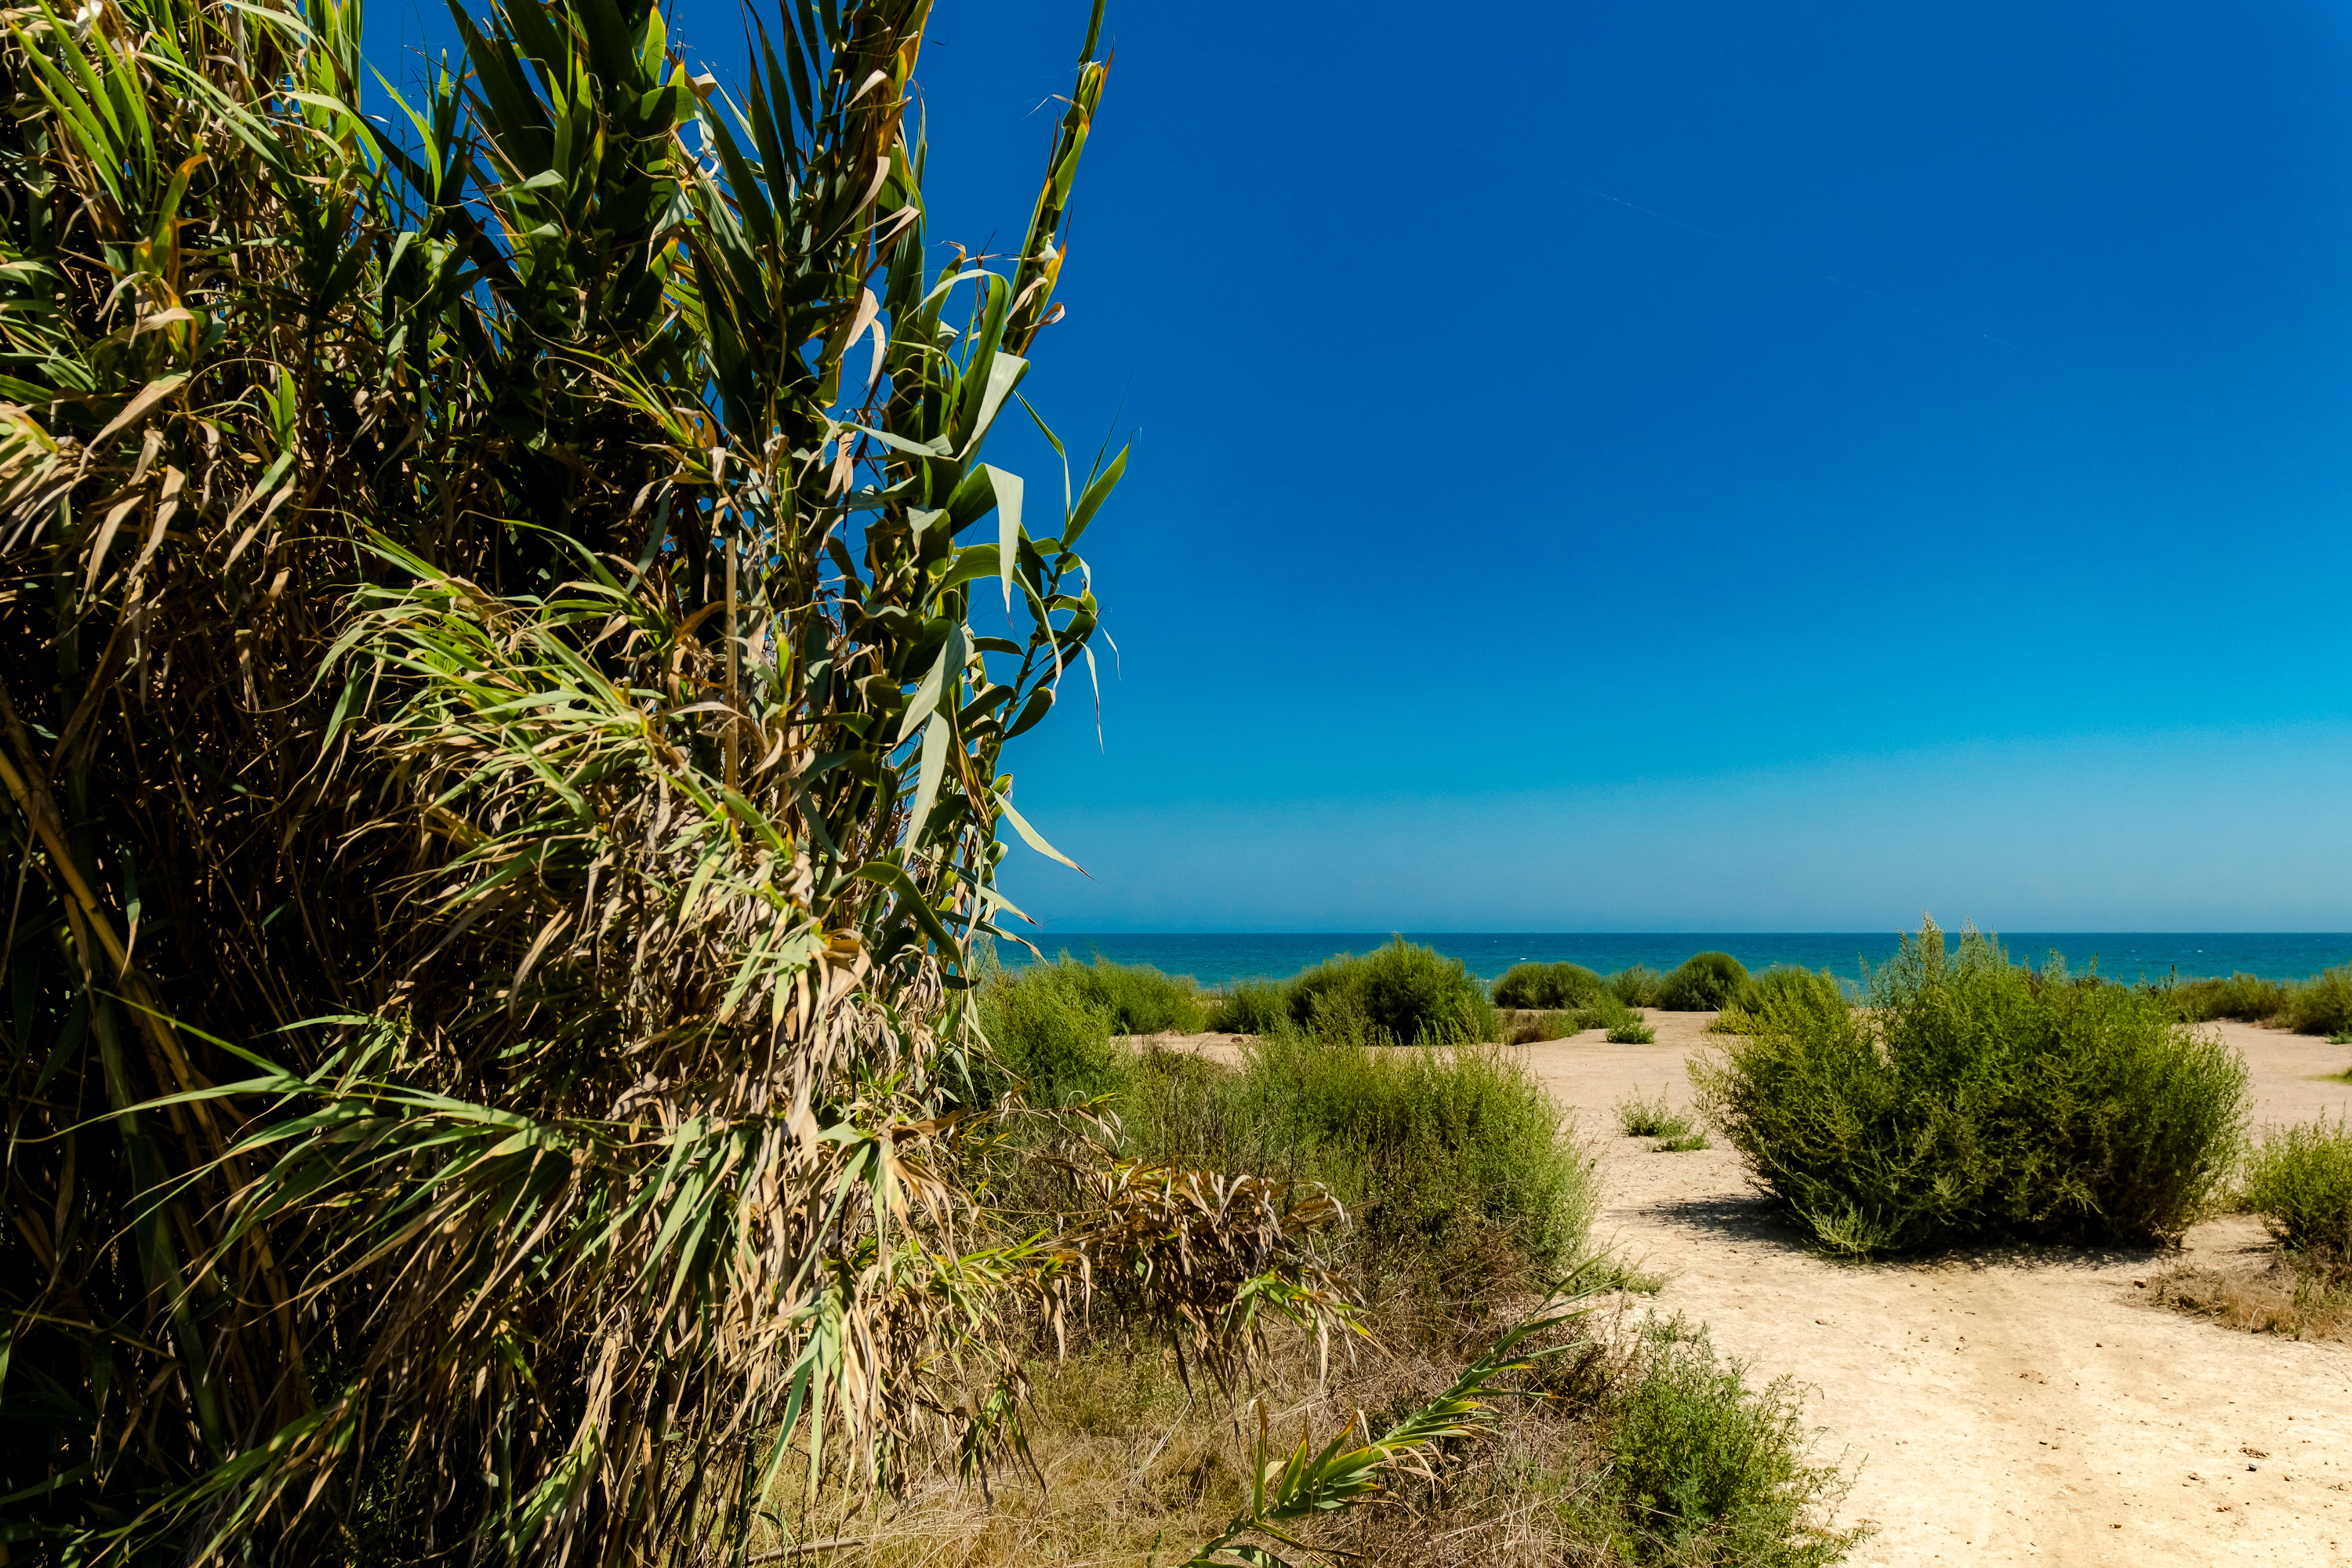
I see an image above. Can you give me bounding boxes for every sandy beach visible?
[1145,1014,2352,1565]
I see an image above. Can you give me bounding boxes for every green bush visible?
[1714,966,1849,1034]
[1615,1088,1690,1139]
[2170,971,2291,1023]
[1287,938,1497,1045]
[2244,1118,2352,1261]
[1047,953,1208,1034]
[972,961,1130,1106]
[1607,1018,1658,1044]
[1203,978,1289,1035]
[1494,961,1606,1011]
[2283,967,2352,1037]
[1599,1316,1861,1566]
[1235,1032,1595,1284]
[1607,965,1667,1007]
[1691,924,2248,1257]
[1657,951,1750,1011]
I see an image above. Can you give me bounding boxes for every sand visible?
[1146,1014,2352,1565]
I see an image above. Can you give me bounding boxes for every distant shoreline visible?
[992,931,2352,988]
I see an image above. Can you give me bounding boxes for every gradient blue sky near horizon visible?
[375,1,2352,933]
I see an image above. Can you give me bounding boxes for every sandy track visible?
[1147,1015,2352,1563]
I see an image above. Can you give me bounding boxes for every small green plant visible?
[1494,960,1606,1010]
[1607,1018,1658,1044]
[1714,966,1849,1033]
[1569,1254,1668,1294]
[2331,1030,2352,1047]
[1599,1316,1864,1566]
[1608,965,1668,1007]
[1656,1131,1713,1152]
[1693,921,2249,1257]
[1615,1087,1692,1140]
[2244,1118,2352,1264]
[1657,951,1751,1011]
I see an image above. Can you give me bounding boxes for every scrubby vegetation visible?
[918,961,1865,1564]
[1658,951,1751,1011]
[1693,922,2249,1257]
[2165,964,2352,1036]
[1494,960,1607,1010]
[1713,966,1851,1035]
[2244,1117,2352,1263]
[1610,964,1670,1008]
[1193,938,1498,1045]
[1616,1087,1693,1140]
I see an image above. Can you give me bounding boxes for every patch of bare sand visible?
[1139,1016,2352,1563]
[1533,1011,2352,1566]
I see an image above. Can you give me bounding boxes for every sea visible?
[991,933,2352,989]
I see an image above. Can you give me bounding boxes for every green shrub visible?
[1047,953,1208,1034]
[972,962,1129,1106]
[1494,960,1606,1011]
[1608,965,1667,1007]
[1657,951,1750,1011]
[1691,923,2249,1257]
[1615,1088,1690,1139]
[1607,1018,1657,1044]
[1287,937,1497,1045]
[1204,978,1289,1035]
[1599,1316,1861,1566]
[2283,967,2352,1037]
[1714,966,1849,1035]
[1237,1032,1595,1283]
[2171,971,2291,1023]
[1655,1132,1711,1152]
[2244,1118,2352,1261]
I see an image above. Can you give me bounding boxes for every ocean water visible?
[993,932,2352,989]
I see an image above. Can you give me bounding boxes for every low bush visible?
[1608,1017,1658,1044]
[1657,951,1750,1011]
[1203,977,1288,1035]
[973,961,1129,1107]
[2243,1118,2352,1264]
[1239,1032,1595,1286]
[1051,953,1208,1033]
[2282,967,2352,1037]
[1286,937,1497,1045]
[1608,965,1667,1007]
[1615,1087,1690,1139]
[2170,971,2291,1023]
[1714,966,1849,1035]
[1692,922,2249,1257]
[1494,960,1606,1010]
[1595,1316,1860,1566]
[1655,1131,1711,1152]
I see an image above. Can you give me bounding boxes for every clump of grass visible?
[1203,977,1289,1035]
[1657,951,1750,1011]
[1692,920,2249,1257]
[1053,952,1210,1033]
[1615,1087,1692,1140]
[1494,960,1606,1010]
[1588,1316,1864,1567]
[2243,1117,2352,1263]
[2143,1260,2352,1343]
[1607,965,1668,1007]
[1656,1131,1713,1152]
[1607,1017,1658,1044]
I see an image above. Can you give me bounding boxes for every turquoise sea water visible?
[993,933,2352,989]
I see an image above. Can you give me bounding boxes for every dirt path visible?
[1526,1012,2352,1566]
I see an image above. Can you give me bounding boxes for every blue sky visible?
[376,1,2352,931]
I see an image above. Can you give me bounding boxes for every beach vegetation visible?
[2281,967,2352,1037]
[1204,977,1291,1034]
[1693,921,2248,1257]
[1615,1087,1693,1140]
[1657,951,1751,1011]
[2243,1117,2352,1266]
[1609,964,1670,1007]
[1495,960,1608,1010]
[2169,971,2293,1023]
[1714,965,1851,1034]
[1609,1016,1661,1044]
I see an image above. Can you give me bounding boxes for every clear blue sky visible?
[377,1,2352,932]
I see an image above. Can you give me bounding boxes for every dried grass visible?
[2143,1258,2352,1343]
